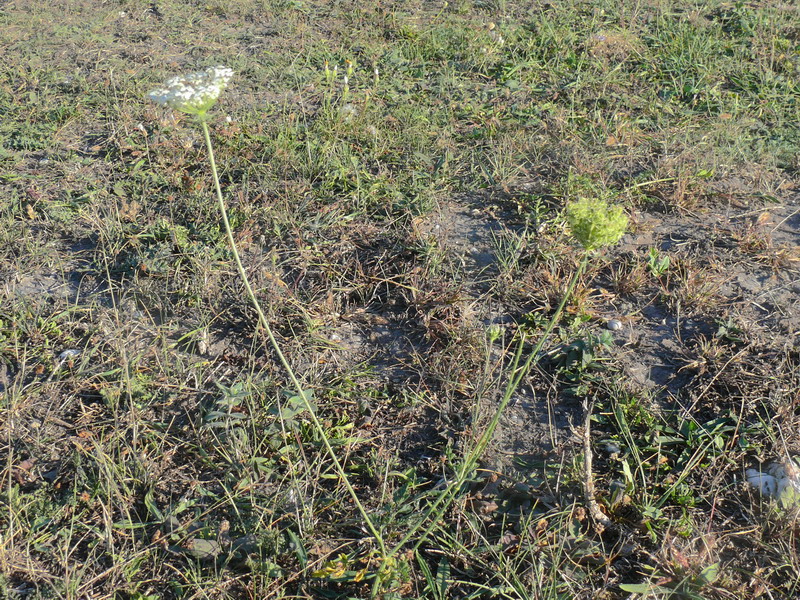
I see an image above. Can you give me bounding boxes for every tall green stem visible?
[199,119,386,556]
[389,254,590,556]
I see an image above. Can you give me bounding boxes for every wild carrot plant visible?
[146,67,388,562]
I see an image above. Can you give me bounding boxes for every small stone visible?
[607,319,623,331]
[58,349,81,361]
[231,533,260,555]
[162,515,182,534]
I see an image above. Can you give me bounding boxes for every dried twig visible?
[583,399,614,532]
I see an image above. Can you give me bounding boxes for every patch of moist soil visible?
[324,309,427,384]
[485,386,583,476]
[317,309,456,467]
[2,240,99,303]
[610,303,711,395]
[7,270,84,301]
[413,198,505,289]
[339,198,511,362]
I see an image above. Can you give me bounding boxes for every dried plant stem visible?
[583,399,614,532]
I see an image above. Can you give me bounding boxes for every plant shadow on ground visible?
[1,0,800,598]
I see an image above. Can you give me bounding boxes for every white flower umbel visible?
[147,66,233,117]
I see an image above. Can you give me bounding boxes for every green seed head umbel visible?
[565,197,628,251]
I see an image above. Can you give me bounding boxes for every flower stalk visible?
[388,195,627,557]
[148,67,386,559]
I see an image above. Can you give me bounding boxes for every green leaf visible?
[621,459,635,487]
[143,487,163,521]
[641,505,663,520]
[435,557,450,598]
[113,520,148,530]
[698,562,720,585]
[180,538,222,560]
[779,485,800,509]
[619,582,671,594]
[416,552,435,591]
[286,529,307,567]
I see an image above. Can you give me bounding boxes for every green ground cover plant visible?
[1,0,800,598]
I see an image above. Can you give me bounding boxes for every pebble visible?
[58,349,81,361]
[607,319,623,331]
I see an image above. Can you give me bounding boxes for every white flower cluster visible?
[746,459,800,504]
[148,66,233,116]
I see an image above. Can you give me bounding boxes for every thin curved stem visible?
[200,119,386,556]
[389,254,590,556]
